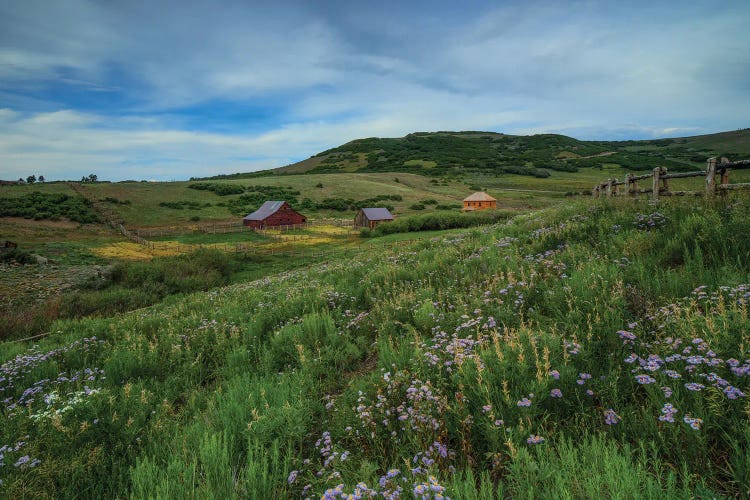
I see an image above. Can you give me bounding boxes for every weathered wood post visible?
[706,157,717,195]
[660,167,669,194]
[719,157,730,192]
[592,185,599,198]
[652,167,661,200]
[606,179,613,197]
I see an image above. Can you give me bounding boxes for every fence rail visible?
[592,157,750,199]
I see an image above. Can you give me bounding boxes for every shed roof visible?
[463,192,497,202]
[360,207,394,221]
[243,201,287,221]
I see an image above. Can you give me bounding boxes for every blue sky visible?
[1,0,748,181]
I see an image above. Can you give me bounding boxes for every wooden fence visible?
[592,157,750,199]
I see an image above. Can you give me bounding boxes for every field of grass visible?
[1,192,749,497]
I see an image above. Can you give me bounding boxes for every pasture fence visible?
[592,157,750,199]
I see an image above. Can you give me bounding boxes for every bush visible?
[371,209,513,236]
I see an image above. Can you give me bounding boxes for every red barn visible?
[243,201,307,228]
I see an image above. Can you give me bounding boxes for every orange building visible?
[462,192,497,211]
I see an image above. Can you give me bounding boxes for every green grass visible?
[1,193,749,497]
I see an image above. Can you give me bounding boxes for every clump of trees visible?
[0,192,100,223]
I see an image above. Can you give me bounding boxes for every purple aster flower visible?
[517,397,532,407]
[550,389,562,398]
[661,386,673,398]
[684,383,705,391]
[526,434,545,445]
[683,415,703,430]
[287,470,298,484]
[604,409,620,425]
[724,386,746,399]
[635,375,656,385]
[549,370,560,380]
[659,403,677,423]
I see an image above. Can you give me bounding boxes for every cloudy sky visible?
[1,0,748,181]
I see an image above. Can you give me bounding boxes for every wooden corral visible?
[592,157,750,200]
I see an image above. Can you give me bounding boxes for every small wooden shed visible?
[243,201,307,229]
[355,207,394,229]
[462,192,497,211]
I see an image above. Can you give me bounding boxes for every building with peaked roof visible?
[242,201,306,228]
[462,192,497,211]
[354,207,394,229]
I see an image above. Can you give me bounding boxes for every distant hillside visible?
[194,129,750,180]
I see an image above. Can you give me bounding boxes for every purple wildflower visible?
[635,375,656,385]
[549,369,560,380]
[684,383,705,391]
[550,389,562,398]
[527,435,545,445]
[287,470,298,484]
[604,409,620,425]
[659,403,677,423]
[683,415,703,430]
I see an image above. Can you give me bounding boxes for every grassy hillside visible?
[1,194,749,497]
[201,128,750,179]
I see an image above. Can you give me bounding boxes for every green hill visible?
[197,128,750,179]
[1,195,749,497]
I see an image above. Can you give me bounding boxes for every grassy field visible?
[1,192,749,497]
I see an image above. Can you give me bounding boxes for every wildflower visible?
[586,389,594,396]
[659,403,678,423]
[287,470,298,484]
[549,370,560,380]
[635,375,656,385]
[550,389,562,398]
[527,435,545,445]
[684,383,705,391]
[661,386,673,398]
[617,330,636,340]
[14,455,30,468]
[481,404,492,413]
[604,409,620,425]
[723,386,746,399]
[683,415,703,430]
[517,397,532,407]
[494,419,504,427]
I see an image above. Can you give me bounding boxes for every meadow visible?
[1,193,749,498]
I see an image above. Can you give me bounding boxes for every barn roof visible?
[360,207,394,221]
[463,192,496,202]
[243,201,287,221]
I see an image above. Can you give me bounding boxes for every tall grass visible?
[1,195,749,497]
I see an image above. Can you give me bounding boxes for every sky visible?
[0,0,748,181]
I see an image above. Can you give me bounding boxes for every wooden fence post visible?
[719,158,730,192]
[652,167,661,200]
[706,157,717,195]
[660,167,669,194]
[605,179,613,197]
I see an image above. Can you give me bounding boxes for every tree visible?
[26,175,36,184]
[38,175,45,182]
[18,178,25,184]
[88,174,98,183]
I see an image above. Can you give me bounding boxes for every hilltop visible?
[195,128,750,180]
